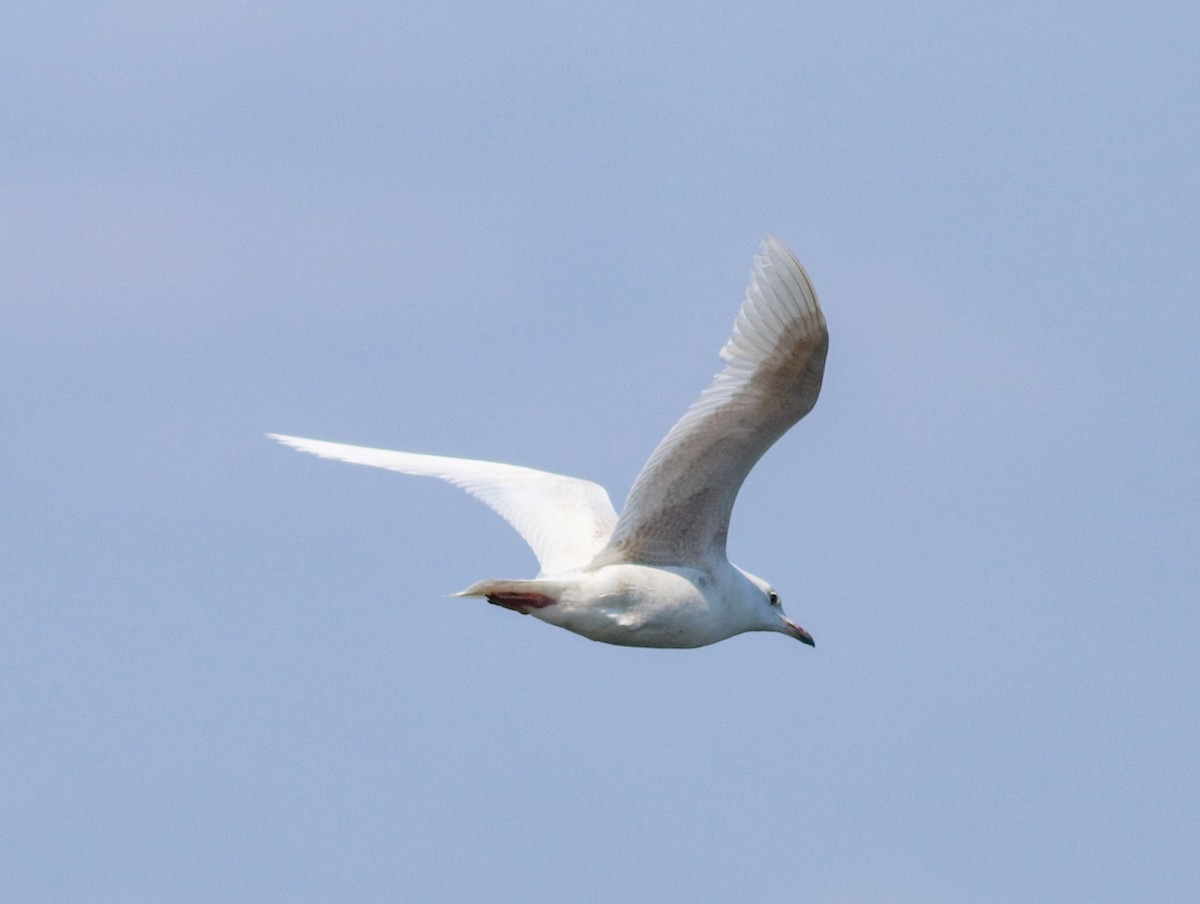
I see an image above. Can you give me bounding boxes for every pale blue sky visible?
[3,2,1198,902]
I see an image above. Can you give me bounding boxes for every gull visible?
[270,236,828,649]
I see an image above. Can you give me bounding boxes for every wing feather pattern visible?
[599,236,827,565]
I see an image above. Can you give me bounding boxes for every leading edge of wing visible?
[269,433,618,574]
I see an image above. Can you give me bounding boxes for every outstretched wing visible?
[598,236,828,566]
[269,434,617,575]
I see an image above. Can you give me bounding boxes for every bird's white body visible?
[465,563,773,648]
[272,236,828,649]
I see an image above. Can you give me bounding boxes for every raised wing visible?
[269,434,617,575]
[599,236,827,566]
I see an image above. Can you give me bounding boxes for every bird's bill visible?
[782,617,815,647]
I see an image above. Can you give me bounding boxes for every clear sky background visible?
[3,2,1198,902]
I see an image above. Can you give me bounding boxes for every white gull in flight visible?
[271,235,828,648]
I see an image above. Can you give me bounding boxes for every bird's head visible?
[738,568,815,646]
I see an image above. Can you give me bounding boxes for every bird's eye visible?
[768,591,780,607]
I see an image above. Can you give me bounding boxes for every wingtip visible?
[760,233,793,256]
[760,233,802,265]
[756,235,810,282]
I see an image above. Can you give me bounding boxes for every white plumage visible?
[271,235,828,648]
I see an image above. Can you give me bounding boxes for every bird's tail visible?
[455,579,561,614]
